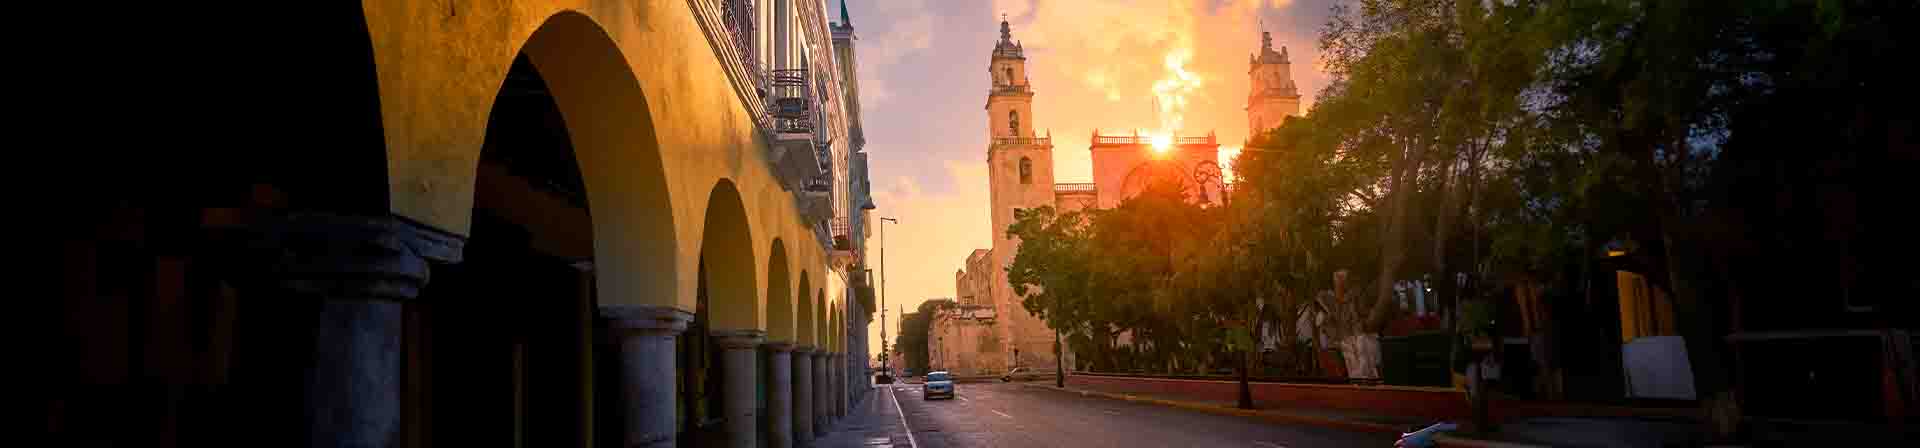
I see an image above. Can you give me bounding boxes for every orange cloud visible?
[984,0,1327,182]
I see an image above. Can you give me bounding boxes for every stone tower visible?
[1247,31,1301,135]
[984,16,1058,371]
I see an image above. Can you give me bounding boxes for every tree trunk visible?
[1431,148,1461,322]
[1237,348,1255,409]
[1642,137,1733,436]
[1368,141,1424,332]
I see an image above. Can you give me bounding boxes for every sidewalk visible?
[814,385,915,448]
[1019,382,1544,448]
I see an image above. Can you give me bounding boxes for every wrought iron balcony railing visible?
[803,173,832,194]
[830,217,853,251]
[721,0,756,73]
[768,68,813,134]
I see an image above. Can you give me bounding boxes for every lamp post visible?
[879,217,898,373]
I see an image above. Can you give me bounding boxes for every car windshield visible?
[926,372,951,381]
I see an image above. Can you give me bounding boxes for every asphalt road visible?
[885,382,1396,448]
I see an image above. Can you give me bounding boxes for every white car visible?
[921,371,955,400]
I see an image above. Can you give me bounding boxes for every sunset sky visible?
[852,0,1338,358]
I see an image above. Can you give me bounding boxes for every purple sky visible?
[849,0,1339,358]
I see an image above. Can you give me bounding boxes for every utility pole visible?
[879,217,897,372]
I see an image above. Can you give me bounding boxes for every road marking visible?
[888,385,920,448]
[1254,442,1286,448]
[991,409,1014,419]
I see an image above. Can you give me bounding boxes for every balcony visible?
[1054,183,1097,194]
[768,69,814,134]
[720,0,756,78]
[993,136,1051,146]
[830,217,853,250]
[768,69,822,190]
[798,171,834,224]
[828,216,856,268]
[989,84,1032,95]
[1090,131,1217,146]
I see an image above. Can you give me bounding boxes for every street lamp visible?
[879,217,898,372]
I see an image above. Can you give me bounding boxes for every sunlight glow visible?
[1218,145,1241,183]
[1151,48,1203,153]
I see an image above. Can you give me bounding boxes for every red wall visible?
[1067,374,1469,419]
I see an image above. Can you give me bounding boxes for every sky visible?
[848,0,1340,358]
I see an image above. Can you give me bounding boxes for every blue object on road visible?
[1395,422,1458,448]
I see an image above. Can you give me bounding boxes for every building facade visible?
[950,20,1300,375]
[56,1,880,447]
[1247,31,1302,136]
[929,304,1006,376]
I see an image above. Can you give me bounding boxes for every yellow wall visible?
[365,1,836,343]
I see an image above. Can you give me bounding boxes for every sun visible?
[1150,133,1173,157]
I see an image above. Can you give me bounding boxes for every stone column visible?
[715,330,765,448]
[813,350,830,435]
[824,354,837,422]
[765,342,795,448]
[602,304,694,448]
[838,353,849,415]
[791,346,815,446]
[830,354,843,418]
[245,213,462,448]
[838,353,849,414]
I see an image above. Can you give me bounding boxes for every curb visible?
[1018,383,1548,448]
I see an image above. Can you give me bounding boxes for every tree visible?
[1004,205,1094,386]
[896,299,954,374]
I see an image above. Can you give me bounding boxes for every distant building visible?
[955,18,1303,373]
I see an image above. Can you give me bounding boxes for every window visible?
[1009,110,1020,136]
[1005,67,1014,84]
[1018,157,1033,184]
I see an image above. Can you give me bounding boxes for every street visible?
[879,382,1395,448]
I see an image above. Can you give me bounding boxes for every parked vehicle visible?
[922,371,955,400]
[1000,367,1026,382]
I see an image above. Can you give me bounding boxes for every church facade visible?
[946,20,1302,373]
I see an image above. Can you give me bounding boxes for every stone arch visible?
[828,302,842,352]
[700,180,760,330]
[263,0,389,214]
[510,11,679,309]
[813,289,829,348]
[796,271,816,347]
[766,239,794,342]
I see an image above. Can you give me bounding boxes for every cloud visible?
[853,0,935,108]
[971,0,1333,182]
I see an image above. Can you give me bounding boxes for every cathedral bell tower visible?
[1247,31,1302,135]
[983,15,1057,370]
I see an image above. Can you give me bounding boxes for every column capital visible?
[766,341,798,352]
[713,329,766,349]
[244,212,466,302]
[599,304,693,335]
[794,345,818,356]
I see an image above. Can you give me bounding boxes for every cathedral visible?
[938,19,1302,375]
